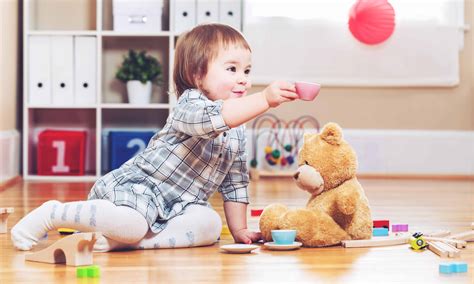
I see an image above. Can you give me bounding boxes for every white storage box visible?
[113,0,163,32]
[0,130,19,184]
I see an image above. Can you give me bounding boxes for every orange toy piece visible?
[0,207,14,233]
[25,232,101,266]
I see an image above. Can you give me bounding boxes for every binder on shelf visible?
[74,36,97,105]
[174,0,196,34]
[51,36,74,105]
[29,36,52,106]
[219,0,242,30]
[196,0,218,25]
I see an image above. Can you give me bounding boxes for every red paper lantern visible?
[348,0,396,45]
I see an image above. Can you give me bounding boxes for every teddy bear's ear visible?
[320,122,343,145]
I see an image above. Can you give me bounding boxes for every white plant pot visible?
[126,80,152,104]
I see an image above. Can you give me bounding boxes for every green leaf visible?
[115,49,162,85]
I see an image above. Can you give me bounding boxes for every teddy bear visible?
[259,122,372,247]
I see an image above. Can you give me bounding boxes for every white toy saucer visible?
[263,242,302,251]
[220,244,259,254]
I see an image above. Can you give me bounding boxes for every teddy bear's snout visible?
[293,172,300,180]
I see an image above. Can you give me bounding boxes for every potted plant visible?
[116,49,162,104]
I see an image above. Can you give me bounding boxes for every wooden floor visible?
[0,177,473,283]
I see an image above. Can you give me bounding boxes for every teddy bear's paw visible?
[259,204,289,241]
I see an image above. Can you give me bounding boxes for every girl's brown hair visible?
[173,23,251,97]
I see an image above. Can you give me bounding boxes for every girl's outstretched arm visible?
[222,81,297,128]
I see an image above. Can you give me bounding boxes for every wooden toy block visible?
[373,228,389,236]
[428,241,460,258]
[341,236,409,248]
[373,220,389,229]
[449,231,474,242]
[0,207,14,233]
[25,232,101,266]
[391,224,409,232]
[435,241,461,258]
[250,209,263,217]
[427,241,449,257]
[424,236,467,249]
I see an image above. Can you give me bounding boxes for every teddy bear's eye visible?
[305,161,309,165]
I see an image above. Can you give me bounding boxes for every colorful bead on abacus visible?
[264,146,273,154]
[272,149,281,159]
[286,156,295,165]
[284,144,293,152]
[266,154,277,165]
[250,159,258,168]
[280,156,288,166]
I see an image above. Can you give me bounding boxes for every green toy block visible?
[87,265,100,278]
[76,265,100,278]
[76,267,88,278]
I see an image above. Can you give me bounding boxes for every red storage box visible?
[37,130,87,175]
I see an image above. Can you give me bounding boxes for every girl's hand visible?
[233,228,262,244]
[263,81,298,108]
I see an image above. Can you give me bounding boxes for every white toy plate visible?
[220,244,260,254]
[263,242,302,251]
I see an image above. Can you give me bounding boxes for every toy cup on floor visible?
[271,230,297,245]
[295,82,321,101]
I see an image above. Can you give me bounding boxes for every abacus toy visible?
[249,114,320,180]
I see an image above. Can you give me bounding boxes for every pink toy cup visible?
[295,82,321,101]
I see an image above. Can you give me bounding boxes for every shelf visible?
[24,175,99,182]
[101,103,170,109]
[28,31,98,36]
[23,0,245,181]
[27,109,97,177]
[102,109,168,129]
[101,36,170,104]
[27,105,98,109]
[101,31,172,37]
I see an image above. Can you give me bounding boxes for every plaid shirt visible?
[88,89,250,233]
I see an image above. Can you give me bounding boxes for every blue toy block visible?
[372,227,389,237]
[452,262,468,273]
[439,263,453,274]
[108,131,155,170]
[439,262,468,274]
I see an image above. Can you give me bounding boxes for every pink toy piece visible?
[392,224,409,232]
[295,82,321,101]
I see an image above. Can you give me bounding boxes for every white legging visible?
[11,199,221,252]
[93,204,222,251]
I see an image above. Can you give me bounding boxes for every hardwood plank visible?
[0,178,473,283]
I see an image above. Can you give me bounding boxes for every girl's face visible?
[200,45,252,101]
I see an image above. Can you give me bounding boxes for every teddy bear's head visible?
[294,122,357,195]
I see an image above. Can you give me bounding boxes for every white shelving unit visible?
[22,0,178,181]
[23,0,243,181]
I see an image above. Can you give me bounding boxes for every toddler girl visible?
[12,23,298,251]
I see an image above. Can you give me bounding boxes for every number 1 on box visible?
[52,140,70,173]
